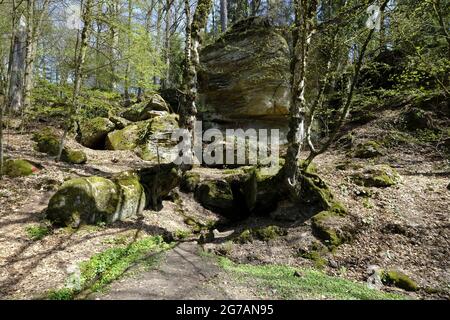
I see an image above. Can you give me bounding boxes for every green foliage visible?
[234,226,287,244]
[46,236,170,299]
[218,258,406,300]
[26,225,51,241]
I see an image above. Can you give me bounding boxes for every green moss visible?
[234,229,253,244]
[46,236,170,299]
[2,159,36,177]
[173,230,192,240]
[195,180,234,215]
[299,250,327,269]
[234,226,286,244]
[352,165,400,188]
[61,149,87,164]
[79,117,115,148]
[311,211,350,248]
[46,176,120,227]
[180,172,201,193]
[217,257,405,300]
[381,270,418,292]
[301,172,347,215]
[26,225,51,241]
[32,127,60,156]
[253,225,286,241]
[353,141,383,159]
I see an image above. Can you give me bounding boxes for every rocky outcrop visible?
[121,94,170,122]
[198,17,290,124]
[78,117,116,149]
[46,164,181,227]
[105,114,179,163]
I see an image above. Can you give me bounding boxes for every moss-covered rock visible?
[138,163,181,210]
[78,117,115,149]
[113,172,147,221]
[353,141,383,158]
[234,226,286,244]
[195,179,235,217]
[121,94,170,122]
[105,123,141,151]
[381,269,418,291]
[61,149,87,164]
[106,115,179,163]
[300,172,347,216]
[46,177,120,227]
[311,211,354,247]
[180,171,201,193]
[2,159,37,177]
[32,127,60,156]
[352,165,400,188]
[32,127,87,164]
[109,116,131,129]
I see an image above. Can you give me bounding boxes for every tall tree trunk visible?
[124,0,133,104]
[180,0,213,164]
[283,0,317,191]
[57,0,93,161]
[23,0,50,111]
[108,0,119,91]
[163,0,172,89]
[8,16,26,113]
[220,0,227,32]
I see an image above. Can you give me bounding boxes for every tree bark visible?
[8,16,26,113]
[57,0,93,161]
[180,0,213,164]
[220,0,227,32]
[283,0,317,192]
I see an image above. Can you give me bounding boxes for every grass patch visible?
[218,258,406,300]
[26,225,50,241]
[46,236,171,300]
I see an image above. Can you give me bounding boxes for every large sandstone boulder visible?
[121,94,170,122]
[78,117,116,149]
[46,165,181,226]
[198,17,290,122]
[105,114,179,163]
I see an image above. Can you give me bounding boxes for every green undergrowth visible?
[46,236,171,300]
[217,257,406,300]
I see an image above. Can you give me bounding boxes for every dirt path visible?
[91,242,238,300]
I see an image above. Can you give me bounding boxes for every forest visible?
[0,0,449,301]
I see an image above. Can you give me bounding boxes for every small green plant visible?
[45,236,171,299]
[26,225,50,241]
[174,230,192,240]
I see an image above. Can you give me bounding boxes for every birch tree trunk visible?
[57,0,93,161]
[124,0,133,105]
[283,0,317,191]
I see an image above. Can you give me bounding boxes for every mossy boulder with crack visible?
[46,174,147,227]
[121,94,170,122]
[381,269,418,291]
[195,179,235,217]
[105,114,179,163]
[2,159,38,177]
[32,127,87,164]
[109,115,131,129]
[78,117,116,149]
[353,141,383,158]
[138,163,181,210]
[352,165,400,188]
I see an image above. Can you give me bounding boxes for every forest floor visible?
[0,106,449,300]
